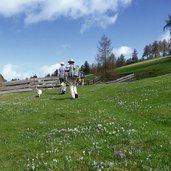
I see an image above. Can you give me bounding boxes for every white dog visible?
[36,87,42,97]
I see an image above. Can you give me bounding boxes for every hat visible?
[60,62,64,65]
[68,59,75,63]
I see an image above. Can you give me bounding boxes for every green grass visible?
[116,56,171,79]
[0,74,171,170]
[84,74,97,82]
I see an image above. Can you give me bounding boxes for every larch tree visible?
[96,35,116,81]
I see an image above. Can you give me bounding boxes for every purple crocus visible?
[118,151,124,159]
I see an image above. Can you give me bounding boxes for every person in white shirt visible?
[65,59,80,99]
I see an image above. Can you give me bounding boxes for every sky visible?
[0,0,170,81]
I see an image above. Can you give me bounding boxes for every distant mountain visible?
[0,74,6,82]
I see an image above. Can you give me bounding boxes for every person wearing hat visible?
[79,69,85,86]
[65,59,80,99]
[59,62,66,94]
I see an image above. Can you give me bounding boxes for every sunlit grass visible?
[116,56,171,79]
[0,74,171,170]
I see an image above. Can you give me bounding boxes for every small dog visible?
[61,82,67,94]
[36,87,42,97]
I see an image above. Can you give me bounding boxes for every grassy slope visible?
[116,56,171,79]
[0,74,171,170]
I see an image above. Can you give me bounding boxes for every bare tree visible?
[96,35,116,81]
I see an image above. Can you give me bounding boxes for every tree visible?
[152,41,160,58]
[162,39,169,56]
[96,35,112,66]
[132,49,139,63]
[30,74,38,79]
[96,35,116,81]
[52,69,58,76]
[109,52,116,64]
[83,61,90,75]
[116,54,126,67]
[163,15,171,55]
[148,44,153,59]
[45,74,51,77]
[0,74,6,82]
[158,40,169,56]
[142,45,151,59]
[126,58,133,65]
[90,63,97,74]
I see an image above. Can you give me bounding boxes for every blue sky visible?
[0,0,170,81]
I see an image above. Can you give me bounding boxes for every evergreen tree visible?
[142,45,150,60]
[163,15,171,55]
[45,74,51,77]
[126,58,133,65]
[132,49,139,63]
[90,63,97,74]
[109,52,116,64]
[148,44,153,59]
[162,39,169,56]
[158,40,163,56]
[52,69,58,76]
[83,61,90,75]
[116,54,125,67]
[0,74,6,82]
[152,41,160,58]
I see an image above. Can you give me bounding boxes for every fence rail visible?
[0,74,135,95]
[85,73,135,85]
[105,73,135,84]
[0,77,60,95]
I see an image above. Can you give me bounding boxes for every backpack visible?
[68,65,79,77]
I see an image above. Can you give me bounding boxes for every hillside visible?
[116,56,171,79]
[0,73,170,170]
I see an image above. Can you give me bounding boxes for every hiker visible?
[79,70,85,86]
[65,59,80,99]
[59,62,66,94]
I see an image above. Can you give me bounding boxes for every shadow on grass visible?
[50,97,72,101]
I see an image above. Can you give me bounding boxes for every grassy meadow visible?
[116,56,171,79]
[0,73,171,170]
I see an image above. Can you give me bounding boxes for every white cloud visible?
[80,13,118,33]
[113,46,133,58]
[159,31,170,41]
[1,64,31,81]
[1,63,61,81]
[40,63,60,76]
[0,0,133,32]
[0,0,38,17]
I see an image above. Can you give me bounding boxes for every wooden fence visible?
[0,77,60,95]
[0,74,135,95]
[85,73,135,85]
[105,73,135,84]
